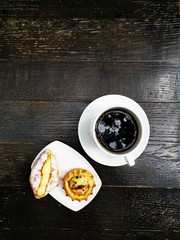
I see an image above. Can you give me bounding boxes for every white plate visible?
[78,95,150,167]
[31,140,102,211]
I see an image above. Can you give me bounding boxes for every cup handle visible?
[124,156,135,167]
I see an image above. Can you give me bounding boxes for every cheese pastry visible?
[63,168,96,201]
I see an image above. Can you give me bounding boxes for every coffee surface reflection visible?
[95,109,138,152]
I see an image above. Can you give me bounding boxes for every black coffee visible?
[95,109,138,152]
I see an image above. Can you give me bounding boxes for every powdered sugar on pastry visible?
[30,149,59,199]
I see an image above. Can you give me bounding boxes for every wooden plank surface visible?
[1,187,180,239]
[0,101,179,143]
[0,101,179,187]
[0,62,179,102]
[0,142,179,188]
[0,0,180,239]
[0,18,178,62]
[0,1,179,62]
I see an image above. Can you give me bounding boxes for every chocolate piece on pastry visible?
[30,149,59,199]
[63,168,96,201]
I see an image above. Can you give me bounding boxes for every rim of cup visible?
[91,106,143,157]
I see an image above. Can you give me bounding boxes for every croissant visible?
[29,149,59,199]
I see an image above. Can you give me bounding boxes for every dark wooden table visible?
[0,0,180,239]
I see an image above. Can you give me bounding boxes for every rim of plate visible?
[78,95,150,167]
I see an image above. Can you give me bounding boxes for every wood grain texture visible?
[0,142,179,188]
[0,0,179,62]
[1,229,180,240]
[0,101,179,143]
[0,62,179,102]
[0,0,180,239]
[0,18,178,62]
[0,101,179,187]
[0,0,178,19]
[1,187,180,239]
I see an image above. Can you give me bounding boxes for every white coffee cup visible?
[91,105,144,167]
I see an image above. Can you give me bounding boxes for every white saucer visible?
[78,95,150,167]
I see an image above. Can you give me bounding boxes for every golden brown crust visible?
[63,168,96,201]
